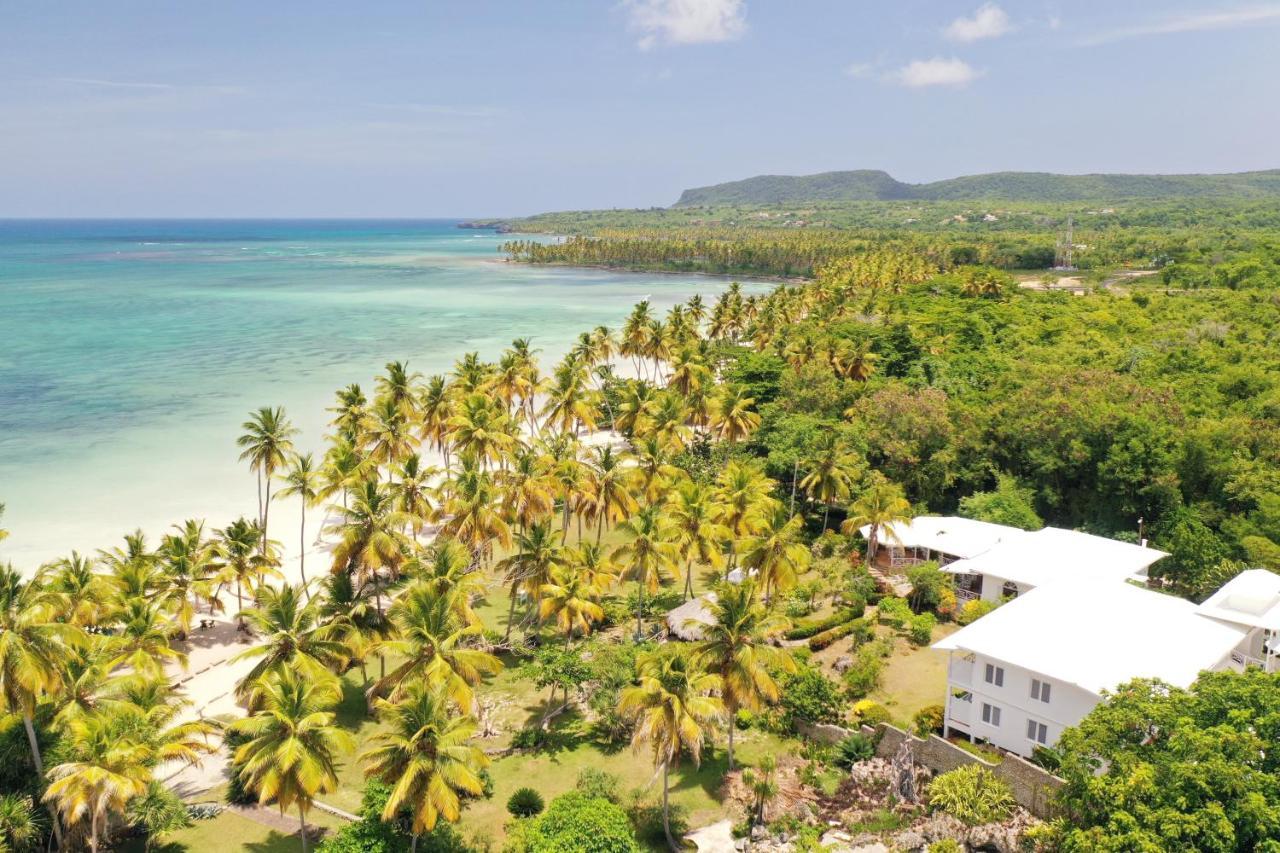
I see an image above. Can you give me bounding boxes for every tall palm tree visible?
[709,385,761,445]
[110,596,187,677]
[370,583,502,711]
[439,456,512,564]
[613,505,678,641]
[237,406,298,552]
[46,552,110,629]
[388,454,438,542]
[713,462,773,571]
[404,538,485,626]
[740,506,810,602]
[669,481,729,600]
[618,648,722,851]
[694,581,794,769]
[328,480,410,612]
[43,711,150,853]
[583,446,638,544]
[229,669,354,853]
[233,584,348,709]
[500,447,556,535]
[376,360,423,422]
[799,434,860,531]
[316,571,385,685]
[840,479,911,567]
[539,563,606,644]
[362,682,489,853]
[0,565,77,849]
[495,520,563,640]
[156,520,220,636]
[278,452,323,598]
[215,518,281,627]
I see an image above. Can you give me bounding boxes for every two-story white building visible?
[934,581,1250,757]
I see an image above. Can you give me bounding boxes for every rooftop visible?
[1196,568,1280,631]
[941,526,1168,588]
[859,516,1025,560]
[934,582,1246,695]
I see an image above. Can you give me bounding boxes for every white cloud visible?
[627,0,746,49]
[945,3,1014,42]
[1080,4,1280,45]
[891,57,982,88]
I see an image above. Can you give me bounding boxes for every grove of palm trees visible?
[6,239,1280,852]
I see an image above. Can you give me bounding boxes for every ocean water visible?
[0,220,756,568]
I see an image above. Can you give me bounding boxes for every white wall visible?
[979,574,1031,602]
[944,651,1100,757]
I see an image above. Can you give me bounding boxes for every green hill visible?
[673,168,1280,206]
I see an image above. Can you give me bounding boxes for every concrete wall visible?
[870,723,1063,818]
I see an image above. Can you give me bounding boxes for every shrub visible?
[853,700,891,727]
[508,787,546,818]
[926,765,1015,826]
[317,780,473,853]
[779,664,845,728]
[785,607,860,641]
[876,597,912,629]
[928,840,964,853]
[936,586,958,622]
[908,612,936,646]
[956,599,998,626]
[526,792,640,853]
[808,621,854,651]
[842,640,891,699]
[575,769,622,804]
[734,709,755,730]
[127,781,191,845]
[626,789,687,850]
[511,725,550,751]
[913,704,945,737]
[906,561,949,612]
[834,733,877,768]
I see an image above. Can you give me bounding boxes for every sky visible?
[2,0,1279,217]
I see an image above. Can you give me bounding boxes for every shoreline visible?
[483,256,808,286]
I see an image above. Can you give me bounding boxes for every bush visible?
[575,769,622,804]
[926,765,1015,826]
[908,612,936,646]
[526,792,640,853]
[626,789,687,850]
[507,787,546,818]
[956,599,998,626]
[785,607,861,641]
[127,781,191,845]
[853,699,891,727]
[842,640,891,699]
[317,780,474,853]
[913,704,945,737]
[834,733,877,768]
[779,664,845,728]
[876,597,912,629]
[928,840,963,853]
[511,725,551,751]
[906,562,949,612]
[808,621,854,651]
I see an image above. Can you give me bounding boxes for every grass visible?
[869,622,958,727]
[117,804,345,853]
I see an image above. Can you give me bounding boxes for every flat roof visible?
[1196,568,1280,631]
[942,527,1168,588]
[935,582,1245,695]
[859,516,1025,560]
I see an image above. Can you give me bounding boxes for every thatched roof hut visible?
[665,593,717,641]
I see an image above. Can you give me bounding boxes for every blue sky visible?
[2,1,1278,217]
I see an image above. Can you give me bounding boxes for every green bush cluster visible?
[507,787,546,818]
[876,597,912,629]
[913,704,945,737]
[926,765,1015,826]
[956,599,998,626]
[908,612,936,646]
[785,606,863,640]
[842,638,893,698]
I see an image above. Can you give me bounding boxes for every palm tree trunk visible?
[684,559,694,601]
[90,808,99,853]
[823,504,830,532]
[596,512,605,545]
[262,477,272,554]
[411,833,419,853]
[635,581,645,642]
[727,714,736,770]
[503,583,519,643]
[298,805,308,853]
[299,503,310,601]
[662,760,678,852]
[23,714,64,850]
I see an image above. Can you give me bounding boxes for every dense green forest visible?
[673,168,1280,206]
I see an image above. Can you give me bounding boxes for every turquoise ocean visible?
[0,220,758,568]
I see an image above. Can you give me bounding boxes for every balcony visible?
[949,655,975,686]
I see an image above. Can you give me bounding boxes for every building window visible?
[1001,580,1019,598]
[984,664,1004,687]
[981,703,1002,727]
[1031,678,1052,703]
[1026,719,1048,744]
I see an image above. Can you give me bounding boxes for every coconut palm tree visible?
[365,397,415,471]
[709,385,760,445]
[539,563,605,644]
[370,583,502,711]
[0,792,42,852]
[327,383,370,445]
[713,462,773,571]
[668,481,729,600]
[46,552,110,629]
[237,406,298,551]
[0,564,77,849]
[417,375,455,470]
[582,445,638,544]
[618,648,722,851]
[316,571,385,685]
[232,584,348,709]
[328,480,410,613]
[43,710,150,853]
[319,436,368,512]
[388,454,438,542]
[799,434,861,531]
[214,518,281,627]
[500,447,557,535]
[229,669,354,853]
[361,682,489,853]
[156,520,220,636]
[376,360,424,422]
[449,394,518,470]
[566,541,620,594]
[840,478,911,567]
[740,506,810,602]
[694,581,794,770]
[613,505,678,641]
[110,597,187,677]
[277,452,323,598]
[495,521,563,640]
[439,456,512,564]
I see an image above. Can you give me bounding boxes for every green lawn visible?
[870,622,958,727]
[118,804,345,853]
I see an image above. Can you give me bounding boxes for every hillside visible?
[673,168,1280,206]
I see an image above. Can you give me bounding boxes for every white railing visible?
[955,588,980,603]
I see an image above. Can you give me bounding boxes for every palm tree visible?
[110,596,187,676]
[618,648,722,851]
[370,583,502,711]
[215,518,281,627]
[613,505,678,641]
[316,571,385,685]
[0,792,42,852]
[366,397,415,470]
[740,506,810,602]
[46,552,110,629]
[361,682,489,853]
[327,383,369,445]
[840,479,911,567]
[539,563,606,644]
[694,581,794,769]
[495,521,563,640]
[713,462,773,571]
[405,538,485,626]
[439,456,512,564]
[233,584,348,709]
[156,520,220,636]
[328,480,411,614]
[376,360,423,422]
[500,447,556,534]
[449,394,518,469]
[277,452,323,598]
[229,669,354,853]
[799,434,860,530]
[709,385,760,445]
[0,503,7,542]
[668,481,729,600]
[43,711,150,853]
[0,565,76,849]
[237,406,298,551]
[389,454,438,542]
[583,446,638,544]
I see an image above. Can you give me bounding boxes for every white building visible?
[859,516,1024,570]
[1195,568,1280,671]
[935,582,1249,757]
